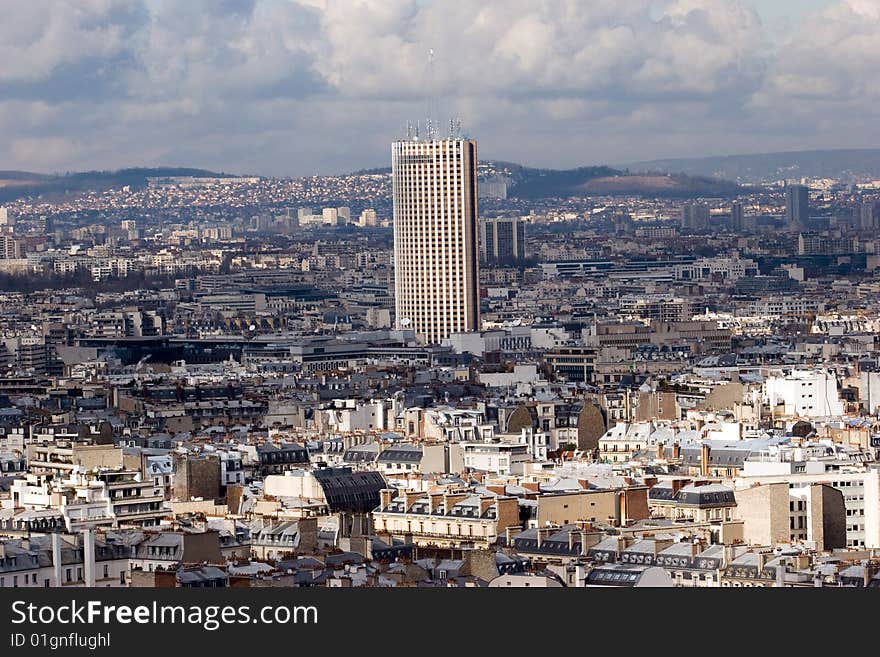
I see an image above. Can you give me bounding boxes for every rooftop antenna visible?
[426,48,437,140]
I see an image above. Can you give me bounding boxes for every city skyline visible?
[1,1,878,177]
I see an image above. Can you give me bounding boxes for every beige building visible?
[392,137,480,345]
[372,488,519,551]
[26,443,123,476]
[735,481,847,551]
[648,480,738,523]
[536,489,649,527]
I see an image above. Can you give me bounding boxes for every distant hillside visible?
[505,165,741,199]
[625,148,880,183]
[0,167,237,203]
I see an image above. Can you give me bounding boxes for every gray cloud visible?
[0,0,876,176]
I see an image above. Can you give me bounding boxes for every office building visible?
[680,203,710,231]
[392,136,480,345]
[0,235,19,259]
[858,200,877,230]
[479,176,508,200]
[480,216,525,263]
[730,203,757,232]
[731,203,744,232]
[786,184,810,231]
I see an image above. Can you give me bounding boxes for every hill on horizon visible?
[625,148,880,183]
[0,167,237,203]
[0,160,746,205]
[503,165,742,199]
[351,161,743,199]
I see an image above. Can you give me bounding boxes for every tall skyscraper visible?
[680,203,709,231]
[785,184,810,231]
[392,136,480,345]
[731,202,744,232]
[0,207,13,234]
[480,216,525,263]
[858,200,877,230]
[0,235,20,259]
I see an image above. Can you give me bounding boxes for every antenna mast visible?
[426,48,437,140]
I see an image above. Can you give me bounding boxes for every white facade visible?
[392,137,480,345]
[264,470,324,501]
[764,370,844,418]
[461,442,531,475]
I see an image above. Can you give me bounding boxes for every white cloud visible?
[0,0,875,175]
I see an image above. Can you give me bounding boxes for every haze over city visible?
[1,0,878,176]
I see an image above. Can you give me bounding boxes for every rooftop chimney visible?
[776,560,787,588]
[401,490,420,511]
[443,491,468,511]
[379,489,396,509]
[536,527,551,548]
[568,529,582,553]
[656,443,665,460]
[51,532,63,586]
[83,529,96,587]
[864,561,878,588]
[700,443,711,477]
[722,544,734,568]
[672,443,681,460]
[428,491,444,513]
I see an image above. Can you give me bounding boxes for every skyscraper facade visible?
[858,200,877,230]
[786,184,810,231]
[392,137,480,345]
[480,216,526,263]
[680,203,709,231]
[731,202,744,232]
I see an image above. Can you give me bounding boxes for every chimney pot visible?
[700,443,711,476]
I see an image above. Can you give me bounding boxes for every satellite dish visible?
[400,318,412,327]
[249,324,256,331]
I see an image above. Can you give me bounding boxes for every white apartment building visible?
[674,256,758,283]
[764,370,844,418]
[392,136,480,345]
[742,297,823,317]
[460,442,533,476]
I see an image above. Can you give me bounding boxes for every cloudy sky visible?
[0,0,877,176]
